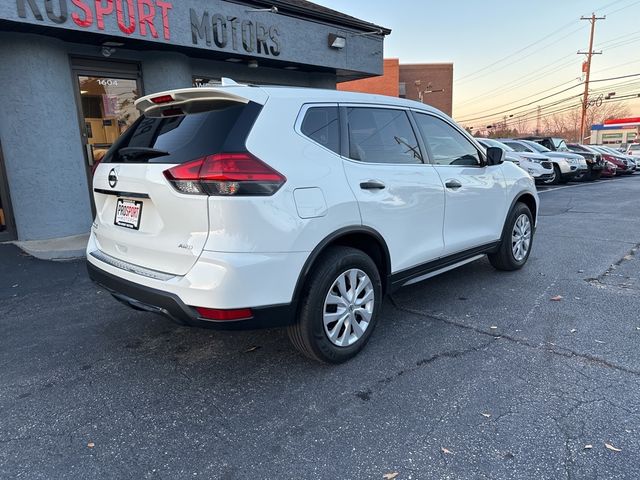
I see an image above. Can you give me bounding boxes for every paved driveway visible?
[1,176,639,479]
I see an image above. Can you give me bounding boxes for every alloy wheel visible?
[323,269,374,347]
[511,214,532,262]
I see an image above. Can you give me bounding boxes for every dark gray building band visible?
[0,0,389,242]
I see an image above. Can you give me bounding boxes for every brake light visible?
[151,94,174,104]
[195,307,253,321]
[163,153,286,196]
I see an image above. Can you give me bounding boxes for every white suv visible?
[87,81,539,363]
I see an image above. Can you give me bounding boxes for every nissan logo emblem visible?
[108,169,118,189]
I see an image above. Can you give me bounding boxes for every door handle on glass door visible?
[445,180,462,190]
[360,180,386,190]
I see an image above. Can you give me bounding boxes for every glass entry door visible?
[72,59,143,213]
[77,75,141,171]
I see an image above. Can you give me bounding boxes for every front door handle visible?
[360,180,386,190]
[445,179,462,190]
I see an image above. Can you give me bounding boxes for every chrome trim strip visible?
[90,250,175,281]
[403,255,484,287]
[94,188,150,199]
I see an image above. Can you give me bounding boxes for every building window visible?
[399,82,406,98]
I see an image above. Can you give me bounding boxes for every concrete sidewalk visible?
[11,233,88,261]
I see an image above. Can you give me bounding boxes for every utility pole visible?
[536,105,541,135]
[578,13,604,143]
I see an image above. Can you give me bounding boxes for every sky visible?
[314,0,640,128]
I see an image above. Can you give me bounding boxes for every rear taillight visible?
[163,153,286,196]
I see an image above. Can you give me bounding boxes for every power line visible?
[455,0,640,114]
[464,77,640,129]
[457,73,640,123]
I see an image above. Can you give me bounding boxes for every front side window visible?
[346,107,422,164]
[414,113,480,166]
[300,107,340,154]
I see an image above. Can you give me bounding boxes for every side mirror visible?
[486,146,505,166]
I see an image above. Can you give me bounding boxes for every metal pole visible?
[579,13,604,143]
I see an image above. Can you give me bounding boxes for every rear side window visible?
[103,102,261,164]
[300,107,340,154]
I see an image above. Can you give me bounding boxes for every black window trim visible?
[337,103,427,166]
[409,109,487,168]
[295,103,342,157]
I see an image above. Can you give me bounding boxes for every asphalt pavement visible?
[1,175,640,479]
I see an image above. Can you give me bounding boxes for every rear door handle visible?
[445,179,462,190]
[360,180,386,190]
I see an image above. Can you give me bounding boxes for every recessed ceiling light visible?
[284,66,298,70]
[225,58,243,63]
[248,60,259,68]
[102,41,124,47]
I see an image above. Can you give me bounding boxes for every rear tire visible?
[488,203,534,271]
[288,246,383,364]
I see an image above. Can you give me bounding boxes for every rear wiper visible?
[117,147,170,162]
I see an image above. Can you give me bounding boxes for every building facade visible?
[591,117,640,145]
[0,0,389,242]
[338,59,453,116]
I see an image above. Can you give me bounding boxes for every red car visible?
[600,160,617,178]
[590,146,634,175]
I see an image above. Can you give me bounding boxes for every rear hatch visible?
[91,87,266,276]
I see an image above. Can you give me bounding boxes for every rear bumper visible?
[87,261,297,330]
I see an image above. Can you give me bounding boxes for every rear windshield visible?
[103,102,261,164]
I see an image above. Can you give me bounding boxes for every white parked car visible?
[87,81,539,363]
[626,143,640,160]
[477,138,554,184]
[500,139,587,184]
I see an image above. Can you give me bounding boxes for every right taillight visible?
[163,153,286,196]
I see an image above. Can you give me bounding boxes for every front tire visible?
[488,203,534,271]
[543,164,561,185]
[288,246,383,364]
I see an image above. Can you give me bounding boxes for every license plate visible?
[114,198,143,230]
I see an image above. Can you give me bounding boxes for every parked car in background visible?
[86,83,539,363]
[601,160,618,178]
[521,136,596,181]
[626,143,640,159]
[599,146,638,171]
[590,146,635,175]
[566,143,606,181]
[477,138,554,184]
[499,139,584,185]
[520,136,570,152]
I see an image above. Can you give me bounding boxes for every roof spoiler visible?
[135,83,262,116]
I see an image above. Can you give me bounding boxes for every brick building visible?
[338,59,453,116]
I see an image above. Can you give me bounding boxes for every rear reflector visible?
[163,153,285,196]
[195,307,253,321]
[151,94,174,104]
